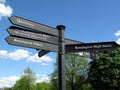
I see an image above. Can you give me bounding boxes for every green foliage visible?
[81,83,92,90]
[66,55,89,90]
[12,67,37,90]
[1,87,12,90]
[50,54,90,90]
[88,47,120,90]
[12,67,54,90]
[32,82,52,90]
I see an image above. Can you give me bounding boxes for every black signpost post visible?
[6,15,119,90]
[57,25,66,90]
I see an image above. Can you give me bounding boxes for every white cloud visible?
[0,49,53,65]
[36,74,50,83]
[0,0,6,3]
[27,54,53,65]
[0,76,20,88]
[0,74,50,88]
[0,49,30,60]
[114,30,120,37]
[114,30,120,44]
[0,50,8,58]
[8,49,30,60]
[116,38,120,44]
[41,63,49,66]
[0,2,13,20]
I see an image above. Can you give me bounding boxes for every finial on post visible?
[56,25,66,30]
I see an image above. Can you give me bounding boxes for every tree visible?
[12,67,37,90]
[2,87,12,90]
[32,82,52,90]
[50,54,90,90]
[88,47,120,90]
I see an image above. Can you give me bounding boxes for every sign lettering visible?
[6,36,58,52]
[9,16,58,36]
[16,18,35,27]
[7,26,58,44]
[66,41,119,53]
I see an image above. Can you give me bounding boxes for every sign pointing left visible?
[9,16,58,36]
[7,26,58,44]
[6,36,58,52]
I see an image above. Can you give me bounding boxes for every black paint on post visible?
[56,25,66,90]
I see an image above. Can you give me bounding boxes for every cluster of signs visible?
[6,16,119,59]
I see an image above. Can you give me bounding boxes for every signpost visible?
[6,15,119,90]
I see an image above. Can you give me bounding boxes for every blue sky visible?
[0,0,120,88]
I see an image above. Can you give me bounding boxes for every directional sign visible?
[70,52,91,58]
[7,26,58,44]
[9,16,58,36]
[65,38,82,45]
[90,52,99,59]
[66,41,119,53]
[6,36,58,52]
[67,52,99,59]
[38,50,50,57]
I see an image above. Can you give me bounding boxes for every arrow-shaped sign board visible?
[7,26,58,44]
[69,52,99,59]
[70,52,91,58]
[9,16,58,36]
[6,36,58,52]
[66,41,119,53]
[38,50,50,57]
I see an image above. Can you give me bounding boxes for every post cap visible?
[56,25,66,30]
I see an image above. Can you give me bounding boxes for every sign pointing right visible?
[66,41,119,53]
